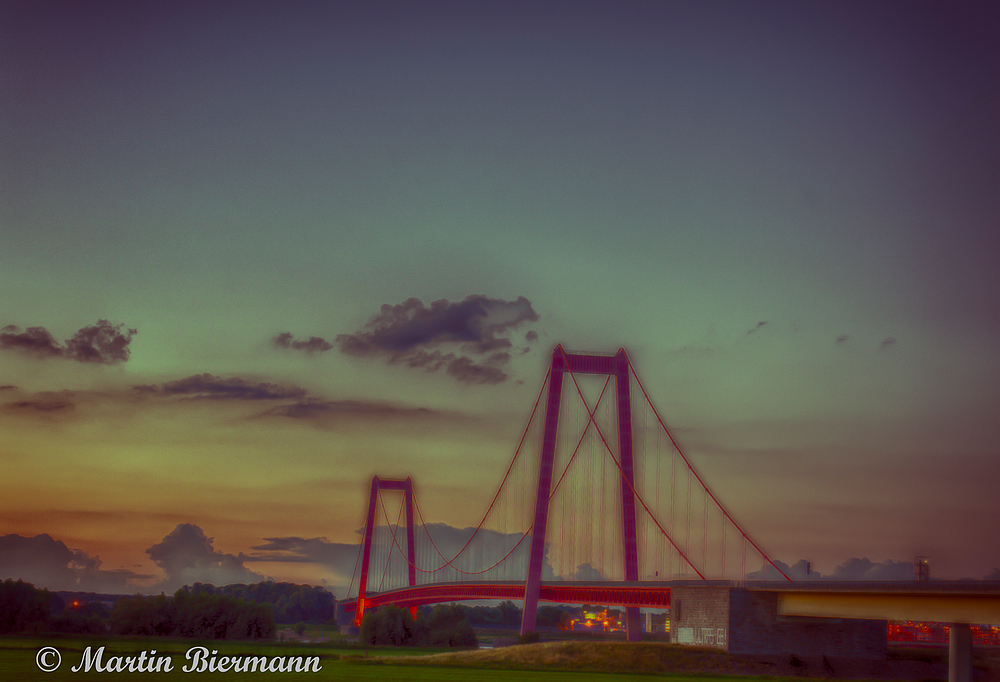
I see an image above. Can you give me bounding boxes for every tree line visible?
[446,601,573,629]
[360,604,477,647]
[0,579,106,635]
[110,590,274,639]
[182,582,336,625]
[0,579,340,639]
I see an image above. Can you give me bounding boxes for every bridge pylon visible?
[521,346,642,641]
[354,476,416,626]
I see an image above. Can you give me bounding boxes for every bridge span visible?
[341,579,673,615]
[343,349,996,682]
[345,579,1000,623]
[345,579,1000,682]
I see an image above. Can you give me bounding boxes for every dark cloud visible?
[525,331,538,342]
[0,533,151,592]
[132,374,307,401]
[881,337,897,349]
[146,523,265,590]
[258,399,436,422]
[446,356,507,384]
[0,385,16,391]
[0,320,137,364]
[335,295,538,384]
[746,321,768,335]
[124,372,456,430]
[245,536,362,598]
[64,321,137,363]
[0,326,64,358]
[248,537,358,569]
[3,399,74,413]
[273,332,333,353]
[836,335,850,345]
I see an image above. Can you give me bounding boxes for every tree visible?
[418,605,478,647]
[360,604,477,648]
[0,580,51,634]
[359,605,415,645]
[498,600,521,628]
[109,590,274,639]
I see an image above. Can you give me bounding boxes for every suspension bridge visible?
[339,345,999,681]
[341,345,790,640]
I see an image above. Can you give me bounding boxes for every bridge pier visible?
[948,623,972,682]
[625,607,641,642]
[521,348,643,640]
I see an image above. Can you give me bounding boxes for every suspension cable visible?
[556,346,706,579]
[627,357,791,581]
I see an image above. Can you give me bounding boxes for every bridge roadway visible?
[342,579,673,613]
[344,579,1000,622]
[344,579,1000,682]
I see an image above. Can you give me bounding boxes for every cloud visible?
[247,537,359,577]
[2,372,453,432]
[245,536,366,598]
[746,321,768,335]
[0,325,63,358]
[246,523,547,597]
[64,321,138,363]
[525,331,538,342]
[446,356,507,384]
[829,557,914,580]
[746,559,821,581]
[335,295,538,384]
[836,334,850,345]
[1,390,77,421]
[257,399,437,423]
[0,320,137,364]
[146,524,265,590]
[572,562,604,581]
[748,557,915,581]
[3,398,74,413]
[881,337,897,349]
[0,533,151,592]
[272,332,333,353]
[132,374,308,401]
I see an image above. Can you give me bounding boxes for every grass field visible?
[0,636,776,682]
[4,634,983,682]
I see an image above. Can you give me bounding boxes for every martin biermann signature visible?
[69,646,322,673]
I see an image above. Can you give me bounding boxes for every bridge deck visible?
[342,580,674,611]
[345,580,1000,624]
[740,580,1000,623]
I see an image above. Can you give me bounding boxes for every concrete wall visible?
[729,589,886,658]
[670,584,886,659]
[670,585,730,649]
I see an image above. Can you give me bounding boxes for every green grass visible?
[0,635,904,682]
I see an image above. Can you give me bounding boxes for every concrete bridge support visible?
[948,623,971,682]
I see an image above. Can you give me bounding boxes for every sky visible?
[2,1,999,596]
